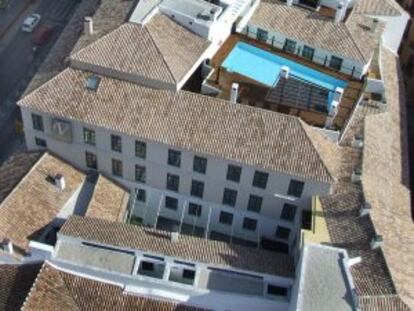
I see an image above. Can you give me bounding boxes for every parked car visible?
[33,26,54,45]
[21,13,41,32]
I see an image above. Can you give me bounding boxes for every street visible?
[0,0,78,163]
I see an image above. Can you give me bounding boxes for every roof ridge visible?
[145,15,177,83]
[344,13,371,63]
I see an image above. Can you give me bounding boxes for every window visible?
[165,196,178,210]
[85,151,97,170]
[166,173,179,192]
[135,165,146,183]
[226,165,242,182]
[302,45,315,61]
[183,269,195,280]
[280,203,298,221]
[329,56,343,71]
[243,217,257,231]
[35,137,47,148]
[191,180,204,198]
[168,149,181,167]
[283,39,296,53]
[32,114,44,131]
[256,28,268,42]
[112,158,123,177]
[188,203,202,217]
[83,128,96,145]
[111,134,122,152]
[193,156,207,174]
[222,188,237,207]
[136,189,146,202]
[141,261,154,272]
[219,211,233,225]
[247,195,263,213]
[287,180,304,197]
[275,226,291,240]
[267,285,288,297]
[135,140,146,158]
[253,171,268,189]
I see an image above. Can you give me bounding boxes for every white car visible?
[21,13,41,32]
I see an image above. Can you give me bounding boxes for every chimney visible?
[171,231,179,243]
[351,167,362,183]
[286,0,293,6]
[230,83,239,104]
[84,17,94,35]
[359,202,371,217]
[370,235,384,250]
[352,134,364,148]
[334,2,345,23]
[280,66,290,79]
[347,256,362,267]
[371,18,379,33]
[55,174,66,191]
[3,239,14,255]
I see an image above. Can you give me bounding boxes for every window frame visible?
[329,56,343,71]
[188,202,202,217]
[83,127,96,146]
[275,226,291,240]
[283,39,297,54]
[247,194,263,213]
[135,140,146,159]
[302,45,315,61]
[136,189,146,202]
[111,158,123,177]
[111,134,122,153]
[166,173,180,192]
[193,156,207,174]
[222,188,237,207]
[252,171,269,189]
[85,151,98,170]
[190,180,204,198]
[280,203,298,221]
[32,113,44,132]
[256,28,268,42]
[135,164,146,183]
[165,196,178,210]
[242,217,257,231]
[219,211,234,225]
[35,137,47,148]
[287,179,305,198]
[168,149,181,167]
[226,164,242,183]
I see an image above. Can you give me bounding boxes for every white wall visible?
[21,107,332,249]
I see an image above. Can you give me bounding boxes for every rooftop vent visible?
[280,66,290,79]
[55,174,66,191]
[86,75,101,91]
[171,231,179,243]
[286,0,293,6]
[371,18,379,33]
[352,134,364,148]
[230,83,239,104]
[370,234,384,250]
[347,256,362,267]
[359,202,371,217]
[335,2,345,23]
[351,167,362,183]
[2,239,14,255]
[84,17,93,35]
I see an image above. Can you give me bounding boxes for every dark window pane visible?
[253,171,268,189]
[219,211,233,225]
[283,39,296,53]
[256,28,268,42]
[193,156,207,174]
[165,196,178,210]
[32,114,44,131]
[135,141,146,158]
[141,261,154,271]
[190,180,204,198]
[302,45,315,61]
[243,217,257,231]
[136,189,146,202]
[166,173,179,192]
[226,165,242,182]
[280,203,298,221]
[83,128,96,145]
[112,158,123,177]
[222,188,237,207]
[268,285,288,296]
[183,269,195,280]
[85,152,97,170]
[188,203,202,217]
[329,56,343,71]
[247,195,263,213]
[35,137,47,148]
[287,180,305,197]
[168,149,181,167]
[111,134,122,152]
[135,165,146,183]
[275,226,291,240]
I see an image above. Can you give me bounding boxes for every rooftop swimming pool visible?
[222,42,347,92]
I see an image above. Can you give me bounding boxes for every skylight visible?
[86,75,101,91]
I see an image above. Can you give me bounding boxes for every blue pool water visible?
[222,42,347,91]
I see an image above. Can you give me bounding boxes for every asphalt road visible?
[0,0,78,163]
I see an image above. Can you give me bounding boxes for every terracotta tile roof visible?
[0,152,43,204]
[249,0,384,63]
[0,153,85,251]
[71,14,210,87]
[360,48,414,308]
[353,0,404,16]
[19,68,339,183]
[0,263,41,311]
[321,47,413,310]
[59,215,294,277]
[22,262,211,311]
[85,174,129,222]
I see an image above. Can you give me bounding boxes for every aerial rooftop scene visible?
[0,0,413,310]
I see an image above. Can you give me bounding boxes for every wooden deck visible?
[208,34,364,129]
